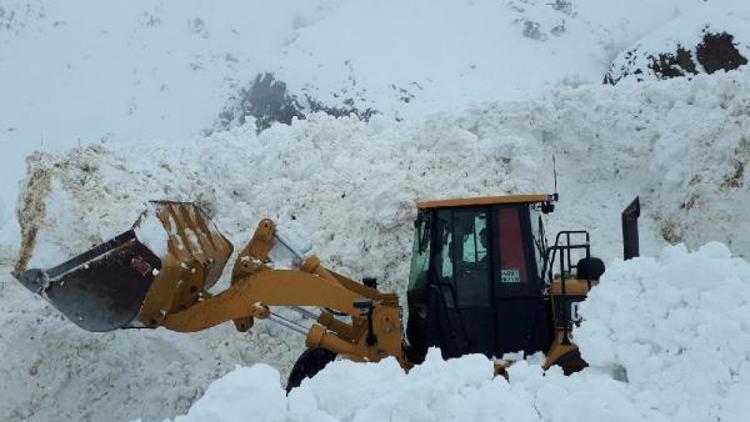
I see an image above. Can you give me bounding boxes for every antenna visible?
[541,154,559,214]
[552,154,559,201]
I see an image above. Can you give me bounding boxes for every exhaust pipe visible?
[622,197,640,260]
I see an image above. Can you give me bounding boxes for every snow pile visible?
[4,68,750,420]
[170,242,750,422]
[0,267,300,422]
[578,242,750,421]
[15,68,750,277]
[174,351,639,421]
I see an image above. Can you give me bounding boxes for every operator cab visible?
[406,194,555,362]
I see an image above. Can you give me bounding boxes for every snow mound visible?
[0,267,299,422]
[605,4,750,84]
[577,242,750,421]
[5,70,750,421]
[169,243,750,422]
[14,69,750,276]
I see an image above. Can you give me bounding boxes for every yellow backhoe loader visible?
[12,194,640,390]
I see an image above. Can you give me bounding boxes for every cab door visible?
[432,207,495,357]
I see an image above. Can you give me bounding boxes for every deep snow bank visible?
[170,242,750,422]
[15,68,750,278]
[4,69,750,421]
[577,242,750,421]
[0,263,300,422]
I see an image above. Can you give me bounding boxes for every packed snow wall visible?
[4,0,749,264]
[15,69,750,275]
[170,242,750,422]
[4,69,750,421]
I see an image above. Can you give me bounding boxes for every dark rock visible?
[605,31,748,85]
[213,73,377,134]
[217,73,305,133]
[648,46,697,80]
[696,32,748,74]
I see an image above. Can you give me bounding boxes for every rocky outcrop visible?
[605,30,748,85]
[214,73,377,134]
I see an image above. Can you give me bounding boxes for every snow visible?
[0,264,299,421]
[2,0,750,420]
[13,68,750,280]
[169,242,750,422]
[577,242,750,421]
[133,202,170,259]
[0,0,739,261]
[170,365,288,422]
[3,68,750,420]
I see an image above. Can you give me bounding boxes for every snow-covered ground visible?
[0,264,298,421]
[2,0,750,421]
[170,243,750,422]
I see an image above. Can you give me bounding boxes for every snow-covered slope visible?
[170,243,750,422]
[0,0,740,262]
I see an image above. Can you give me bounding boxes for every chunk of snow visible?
[133,203,170,259]
[167,243,750,422]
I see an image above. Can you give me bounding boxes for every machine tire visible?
[285,347,337,393]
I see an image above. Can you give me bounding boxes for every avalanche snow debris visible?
[4,67,750,421]
[15,68,750,276]
[169,243,750,422]
[0,0,735,252]
[3,2,750,420]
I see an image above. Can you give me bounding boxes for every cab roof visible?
[416,193,554,209]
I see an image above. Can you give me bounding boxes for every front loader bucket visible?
[14,201,234,332]
[15,231,160,331]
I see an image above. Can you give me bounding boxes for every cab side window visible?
[453,210,490,306]
[460,213,487,264]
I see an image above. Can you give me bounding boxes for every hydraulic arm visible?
[163,218,404,363]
